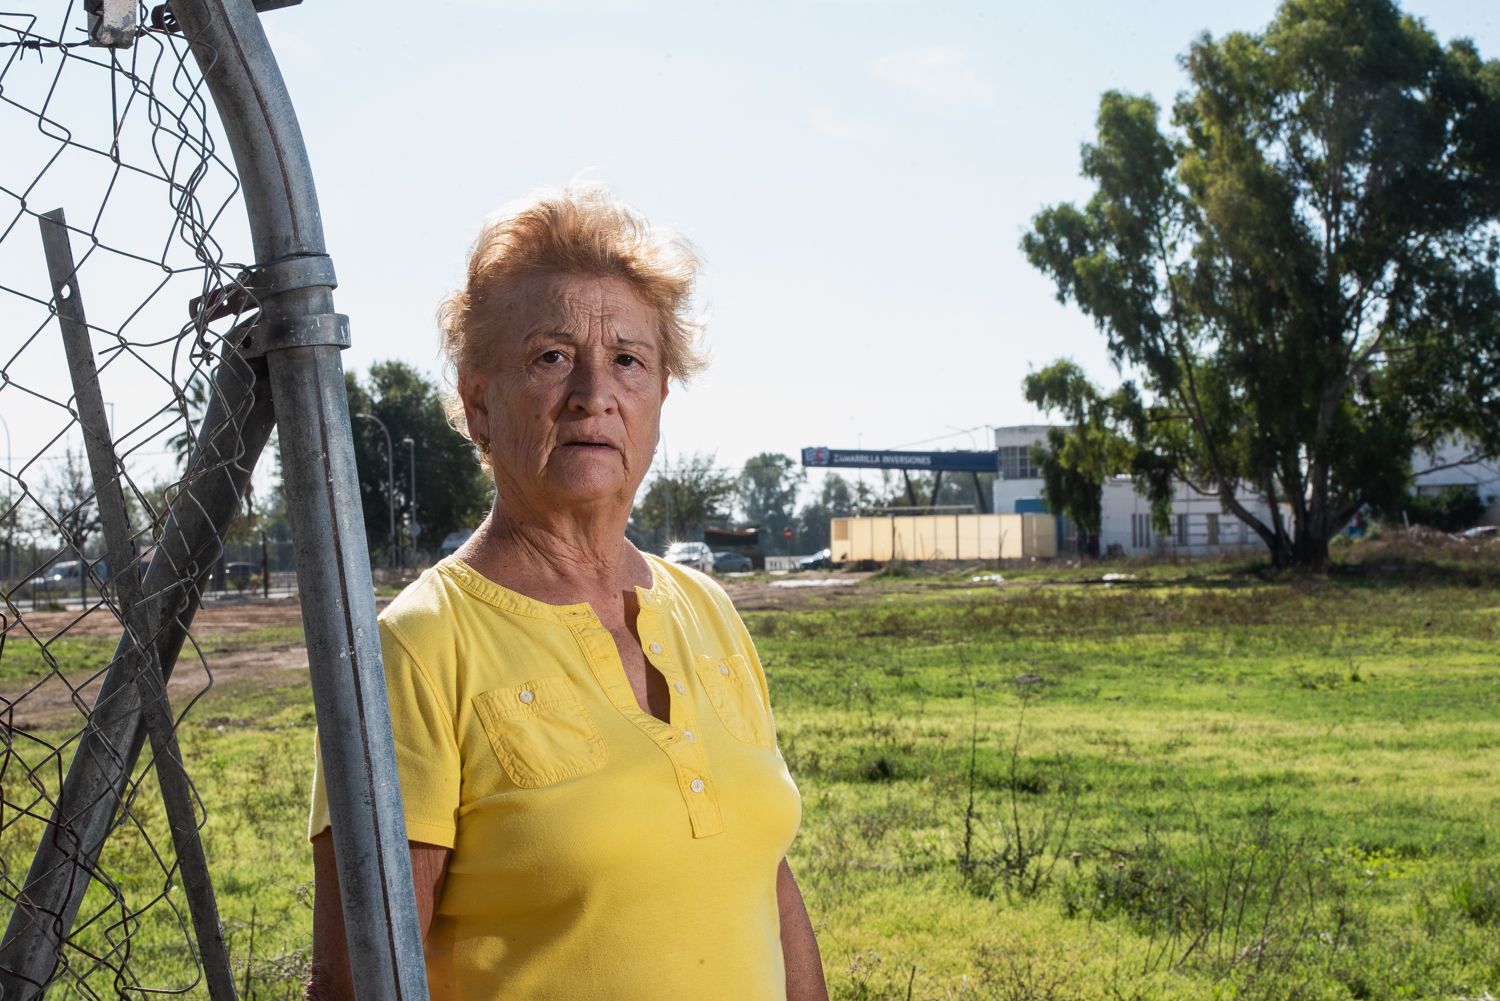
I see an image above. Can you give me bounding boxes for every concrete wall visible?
[829,513,1058,563]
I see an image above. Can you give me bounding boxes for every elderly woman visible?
[306,186,827,1001]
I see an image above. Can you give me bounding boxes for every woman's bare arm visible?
[778,857,829,1001]
[306,831,450,1001]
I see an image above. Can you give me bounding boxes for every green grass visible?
[757,555,1500,1000]
[3,547,1498,999]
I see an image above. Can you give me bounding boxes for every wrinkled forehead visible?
[486,271,659,346]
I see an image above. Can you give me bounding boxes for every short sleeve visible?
[307,620,462,847]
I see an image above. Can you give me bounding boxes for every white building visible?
[993,425,1500,553]
[1411,436,1500,525]
[992,425,1275,557]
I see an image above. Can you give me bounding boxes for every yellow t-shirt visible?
[308,554,802,1000]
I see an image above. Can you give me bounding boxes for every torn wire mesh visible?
[1,3,267,996]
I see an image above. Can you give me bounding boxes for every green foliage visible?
[1022,361,1147,538]
[1022,0,1500,568]
[628,451,735,550]
[798,474,861,552]
[1392,485,1487,533]
[736,452,805,553]
[345,361,492,557]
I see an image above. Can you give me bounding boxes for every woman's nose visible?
[566,355,615,414]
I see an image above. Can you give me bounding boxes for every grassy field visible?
[3,537,1498,999]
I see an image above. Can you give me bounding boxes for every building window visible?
[1132,513,1151,549]
[1176,514,1188,545]
[1206,512,1220,546]
[998,445,1039,480]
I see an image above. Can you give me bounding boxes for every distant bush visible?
[1390,485,1485,533]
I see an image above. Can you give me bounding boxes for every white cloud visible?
[806,106,881,144]
[872,46,994,103]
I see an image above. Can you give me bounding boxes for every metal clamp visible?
[240,313,350,358]
[189,254,338,323]
[247,254,338,295]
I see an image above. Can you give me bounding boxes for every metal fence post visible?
[40,208,239,1001]
[167,3,428,1000]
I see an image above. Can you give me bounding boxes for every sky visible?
[3,0,1499,506]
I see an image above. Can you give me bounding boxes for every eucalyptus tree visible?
[1022,0,1500,565]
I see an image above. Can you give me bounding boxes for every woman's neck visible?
[459,502,651,607]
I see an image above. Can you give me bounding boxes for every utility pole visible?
[402,435,417,565]
[355,412,396,568]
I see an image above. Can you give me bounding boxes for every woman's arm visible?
[777,858,829,1001]
[306,831,451,1001]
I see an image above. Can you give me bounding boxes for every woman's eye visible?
[616,353,639,368]
[538,350,566,365]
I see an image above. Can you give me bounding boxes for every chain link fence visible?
[0,4,427,999]
[1,4,262,997]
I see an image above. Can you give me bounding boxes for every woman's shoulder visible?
[378,558,482,642]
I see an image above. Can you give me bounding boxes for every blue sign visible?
[801,447,998,473]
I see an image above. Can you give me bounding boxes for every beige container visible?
[828,514,1057,563]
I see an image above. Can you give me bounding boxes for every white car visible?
[663,541,713,573]
[28,558,109,592]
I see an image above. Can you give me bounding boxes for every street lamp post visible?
[402,435,416,565]
[0,412,11,582]
[355,412,396,568]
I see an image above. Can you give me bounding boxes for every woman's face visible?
[459,272,669,519]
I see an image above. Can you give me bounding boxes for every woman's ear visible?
[458,370,489,444]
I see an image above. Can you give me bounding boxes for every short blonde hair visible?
[439,184,707,445]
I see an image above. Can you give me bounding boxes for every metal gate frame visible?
[0,3,429,999]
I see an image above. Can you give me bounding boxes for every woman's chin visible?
[544,470,631,508]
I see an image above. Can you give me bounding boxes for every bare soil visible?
[2,598,317,732]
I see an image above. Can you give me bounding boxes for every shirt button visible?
[674,682,686,694]
[518,689,534,704]
[690,778,705,793]
[682,730,695,742]
[649,642,663,655]
[718,662,730,676]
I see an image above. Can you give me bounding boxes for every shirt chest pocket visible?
[695,653,773,750]
[472,677,608,788]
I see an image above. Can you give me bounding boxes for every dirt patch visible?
[3,642,310,732]
[3,597,306,641]
[0,597,333,732]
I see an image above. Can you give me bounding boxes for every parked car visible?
[27,558,110,593]
[440,529,475,558]
[711,550,753,573]
[664,541,713,572]
[796,548,833,571]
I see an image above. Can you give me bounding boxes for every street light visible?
[402,435,417,564]
[354,412,396,568]
[0,413,11,581]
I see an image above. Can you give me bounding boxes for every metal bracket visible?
[239,313,351,358]
[189,254,337,323]
[87,0,137,48]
